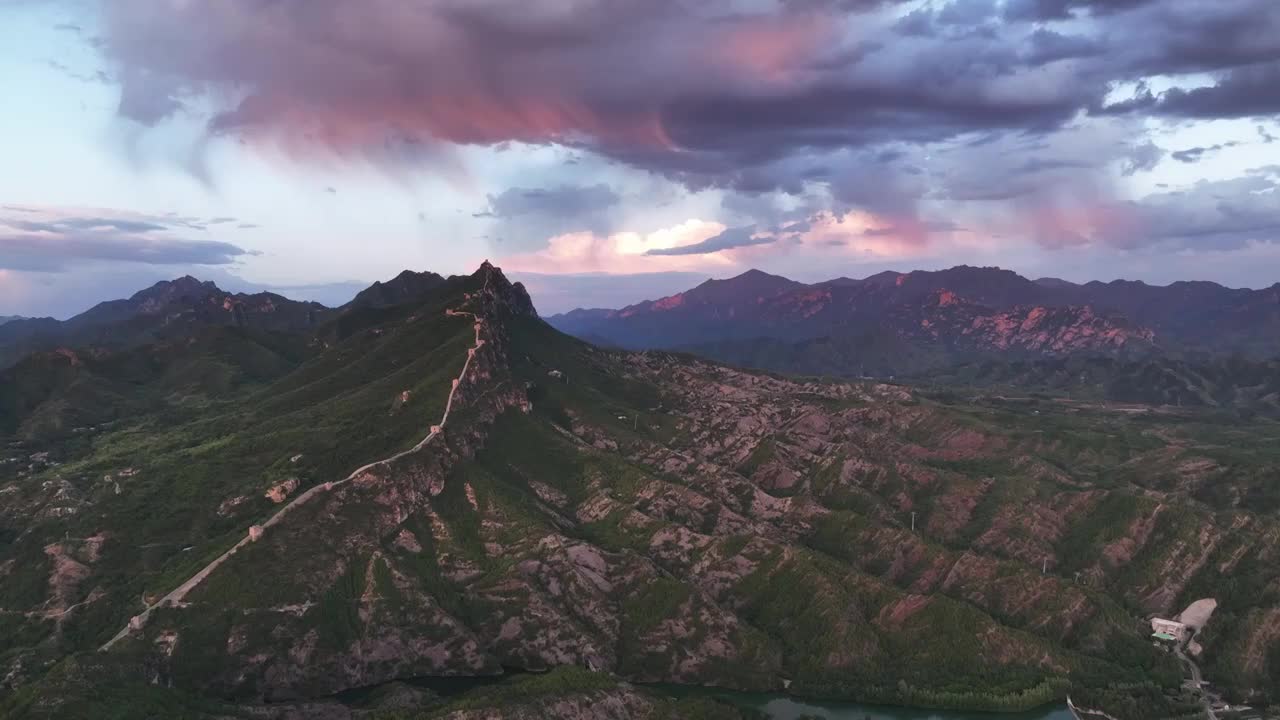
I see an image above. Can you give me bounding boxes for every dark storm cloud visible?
[1143,62,1280,119]
[1004,0,1162,21]
[644,225,772,256]
[1023,29,1105,63]
[84,0,1280,250]
[88,0,1112,187]
[0,207,252,272]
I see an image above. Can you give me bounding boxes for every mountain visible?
[683,292,1156,378]
[548,266,1280,375]
[0,277,333,369]
[0,270,461,371]
[0,316,25,326]
[345,269,446,310]
[2,264,1276,719]
[1050,279,1280,357]
[549,269,804,348]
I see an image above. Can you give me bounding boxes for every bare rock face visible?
[265,478,300,504]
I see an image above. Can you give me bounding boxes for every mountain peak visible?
[477,262,537,317]
[347,269,446,310]
[733,268,782,280]
[1034,277,1079,289]
[139,275,218,296]
[128,276,222,308]
[688,268,801,299]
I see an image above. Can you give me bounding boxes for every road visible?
[100,268,493,651]
[1175,646,1217,720]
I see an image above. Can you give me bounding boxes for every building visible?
[1151,617,1188,643]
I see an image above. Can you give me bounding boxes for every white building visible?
[1151,617,1188,642]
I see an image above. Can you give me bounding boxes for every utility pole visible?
[910,512,916,532]
[633,415,638,430]
[1042,557,1047,575]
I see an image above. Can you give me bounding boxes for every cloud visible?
[480,184,620,221]
[498,206,947,276]
[988,167,1280,253]
[1124,169,1280,249]
[499,219,734,275]
[1120,141,1164,176]
[0,206,253,272]
[1023,29,1105,64]
[1170,142,1240,164]
[95,0,1262,188]
[644,225,772,256]
[474,183,624,252]
[33,0,1279,295]
[1142,62,1280,119]
[1004,0,1160,22]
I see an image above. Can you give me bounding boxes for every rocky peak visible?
[475,262,538,318]
[131,276,223,313]
[150,275,219,297]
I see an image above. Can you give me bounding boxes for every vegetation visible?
[5,267,1280,719]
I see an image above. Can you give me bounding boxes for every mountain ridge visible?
[547,265,1280,371]
[0,269,486,370]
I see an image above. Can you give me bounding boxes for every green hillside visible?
[2,266,1277,719]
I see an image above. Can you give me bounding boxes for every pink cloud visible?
[499,220,735,274]
[499,210,946,276]
[99,1,830,163]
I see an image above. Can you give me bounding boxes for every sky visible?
[1,0,1278,318]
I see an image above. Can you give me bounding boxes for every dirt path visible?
[100,269,493,652]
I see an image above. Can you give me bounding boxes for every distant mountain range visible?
[548,266,1280,375]
[0,271,448,369]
